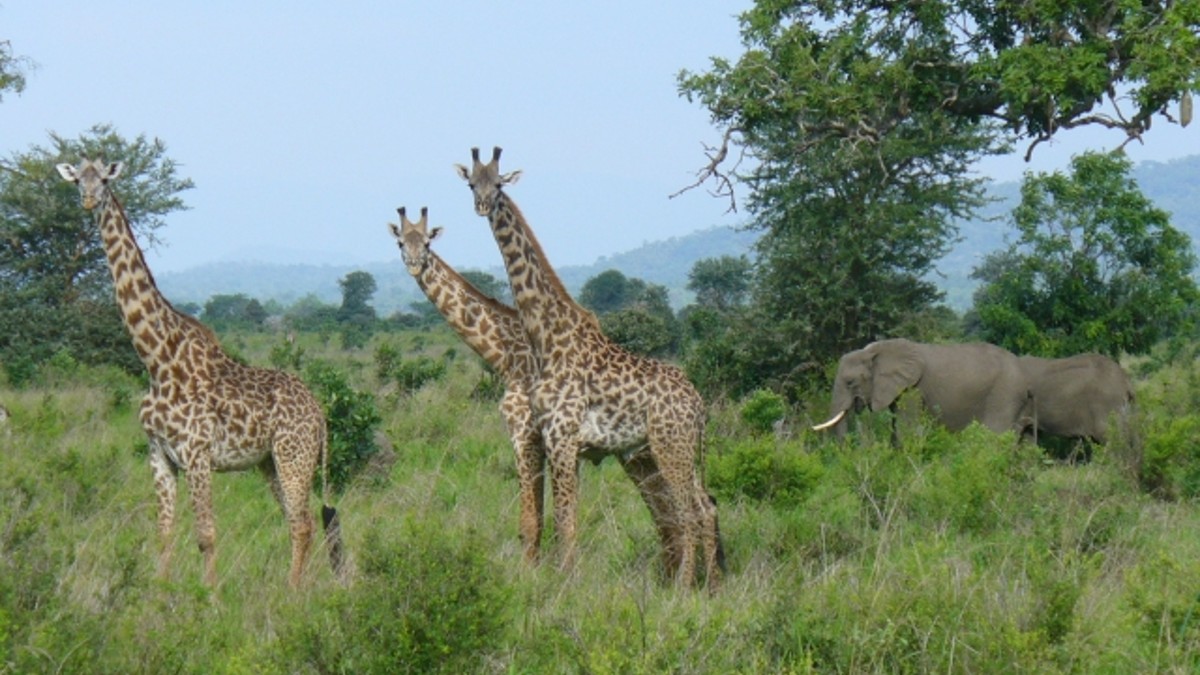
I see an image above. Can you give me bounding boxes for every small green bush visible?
[707,437,823,507]
[278,520,511,674]
[303,359,381,492]
[1139,414,1200,499]
[740,389,787,435]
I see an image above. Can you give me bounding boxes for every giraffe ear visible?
[55,163,78,182]
[105,162,124,180]
[429,226,444,241]
[500,169,523,186]
[453,164,470,181]
[387,221,401,240]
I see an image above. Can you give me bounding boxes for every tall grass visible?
[2,329,1200,672]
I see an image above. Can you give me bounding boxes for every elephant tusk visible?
[812,409,847,432]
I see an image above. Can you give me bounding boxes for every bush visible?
[740,389,787,435]
[303,360,381,492]
[1139,414,1200,499]
[707,437,823,507]
[277,520,511,673]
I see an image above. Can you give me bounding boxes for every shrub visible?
[740,389,787,435]
[707,437,823,507]
[277,520,511,673]
[1139,414,1200,499]
[303,360,381,492]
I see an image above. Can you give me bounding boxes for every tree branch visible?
[669,127,744,213]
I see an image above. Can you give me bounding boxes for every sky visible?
[3,2,1196,275]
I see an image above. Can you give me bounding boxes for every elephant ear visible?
[870,345,922,411]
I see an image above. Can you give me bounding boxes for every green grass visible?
[3,329,1200,673]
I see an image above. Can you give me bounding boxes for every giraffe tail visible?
[319,430,346,579]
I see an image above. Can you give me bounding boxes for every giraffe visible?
[56,159,344,588]
[455,147,724,588]
[388,206,687,572]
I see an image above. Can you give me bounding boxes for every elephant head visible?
[813,339,922,436]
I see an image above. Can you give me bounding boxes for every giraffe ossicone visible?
[57,157,346,588]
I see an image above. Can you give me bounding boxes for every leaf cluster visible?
[971,151,1198,357]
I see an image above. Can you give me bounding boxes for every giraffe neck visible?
[487,193,582,357]
[95,189,190,377]
[415,252,520,372]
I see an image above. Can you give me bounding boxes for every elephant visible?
[813,338,1031,444]
[1017,353,1133,445]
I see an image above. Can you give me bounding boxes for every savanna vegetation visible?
[4,1,1200,672]
[4,329,1200,673]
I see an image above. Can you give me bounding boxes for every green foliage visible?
[0,38,31,101]
[337,270,378,350]
[707,436,823,507]
[688,255,751,312]
[739,389,786,434]
[392,355,449,394]
[1139,414,1200,499]
[971,151,1198,357]
[267,336,306,372]
[200,293,267,331]
[8,329,1200,673]
[677,0,1200,397]
[303,359,381,492]
[0,125,192,379]
[278,521,511,674]
[599,307,677,357]
[458,269,510,305]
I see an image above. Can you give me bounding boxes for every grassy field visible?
[2,329,1200,673]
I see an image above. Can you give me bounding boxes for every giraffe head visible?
[454,146,522,217]
[388,206,443,276]
[56,158,124,211]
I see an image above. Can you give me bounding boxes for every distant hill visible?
[159,154,1200,315]
[158,225,760,315]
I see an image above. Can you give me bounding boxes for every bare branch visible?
[669,127,743,213]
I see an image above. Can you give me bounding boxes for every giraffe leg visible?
[514,440,546,564]
[504,398,546,564]
[148,437,178,580]
[273,443,317,588]
[648,440,702,587]
[183,452,218,588]
[620,450,682,581]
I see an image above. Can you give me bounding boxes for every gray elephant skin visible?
[814,338,1030,442]
[1018,354,1133,444]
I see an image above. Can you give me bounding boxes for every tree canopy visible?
[676,0,1200,396]
[970,151,1198,357]
[0,125,193,382]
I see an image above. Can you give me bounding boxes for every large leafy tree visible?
[0,125,193,382]
[677,0,1200,394]
[970,151,1197,357]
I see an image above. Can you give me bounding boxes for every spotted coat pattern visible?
[455,147,722,587]
[389,206,686,568]
[57,159,344,588]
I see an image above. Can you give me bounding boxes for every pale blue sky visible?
[3,2,1195,274]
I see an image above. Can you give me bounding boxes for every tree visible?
[687,255,751,312]
[0,125,193,382]
[579,269,681,356]
[970,151,1198,357]
[337,270,377,349]
[579,269,638,315]
[201,293,267,331]
[675,0,1200,396]
[460,269,511,304]
[0,39,32,102]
